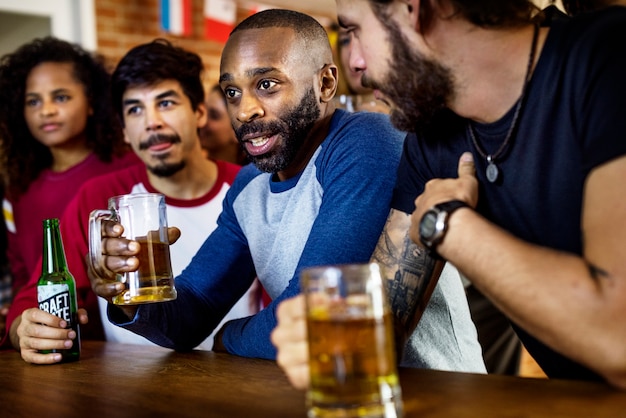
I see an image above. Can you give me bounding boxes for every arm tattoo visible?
[371,210,444,353]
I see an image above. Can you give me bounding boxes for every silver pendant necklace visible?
[467,24,539,183]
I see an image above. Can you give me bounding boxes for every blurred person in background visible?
[334,26,390,114]
[199,84,248,165]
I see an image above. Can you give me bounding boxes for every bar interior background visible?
[0,0,560,97]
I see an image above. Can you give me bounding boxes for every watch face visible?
[419,200,467,252]
[419,211,438,244]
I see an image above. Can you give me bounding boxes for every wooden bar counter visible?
[1,341,624,417]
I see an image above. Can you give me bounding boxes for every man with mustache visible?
[273,0,626,390]
[5,40,261,363]
[86,9,486,372]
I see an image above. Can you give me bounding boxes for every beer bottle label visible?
[38,284,72,324]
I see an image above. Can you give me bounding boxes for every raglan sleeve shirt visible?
[113,111,405,359]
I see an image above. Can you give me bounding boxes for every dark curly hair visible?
[111,39,205,125]
[0,36,125,197]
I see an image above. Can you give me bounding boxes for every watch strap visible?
[421,199,470,253]
[434,199,469,213]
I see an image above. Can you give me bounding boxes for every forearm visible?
[111,288,221,351]
[219,309,278,359]
[441,208,626,383]
[370,209,444,358]
[218,277,301,359]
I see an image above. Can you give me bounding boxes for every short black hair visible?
[232,9,328,40]
[111,39,204,124]
[227,9,333,70]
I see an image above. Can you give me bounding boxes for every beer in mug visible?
[89,193,176,305]
[302,263,403,418]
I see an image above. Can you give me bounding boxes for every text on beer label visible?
[38,284,72,323]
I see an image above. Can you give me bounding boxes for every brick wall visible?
[94,0,242,88]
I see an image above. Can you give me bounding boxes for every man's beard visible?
[140,133,186,177]
[362,17,454,133]
[235,87,320,173]
[148,160,185,177]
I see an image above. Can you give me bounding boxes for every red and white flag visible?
[160,0,192,37]
[204,0,237,43]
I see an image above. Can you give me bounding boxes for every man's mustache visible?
[360,74,379,91]
[138,134,181,150]
[235,121,280,142]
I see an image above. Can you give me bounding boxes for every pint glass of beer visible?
[89,193,176,305]
[301,263,403,418]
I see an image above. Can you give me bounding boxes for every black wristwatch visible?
[419,200,469,253]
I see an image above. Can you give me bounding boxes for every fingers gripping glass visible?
[89,193,176,305]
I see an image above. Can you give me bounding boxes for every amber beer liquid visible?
[303,263,403,418]
[89,192,176,305]
[37,218,80,362]
[307,309,401,417]
[112,235,175,305]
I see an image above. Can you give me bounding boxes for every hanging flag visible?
[204,0,237,43]
[160,0,192,37]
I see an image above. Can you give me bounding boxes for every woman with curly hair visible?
[0,37,137,310]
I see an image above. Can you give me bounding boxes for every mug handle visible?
[88,209,113,280]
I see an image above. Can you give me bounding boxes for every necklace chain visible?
[467,24,539,182]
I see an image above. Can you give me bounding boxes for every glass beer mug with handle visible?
[301,263,403,418]
[89,193,176,305]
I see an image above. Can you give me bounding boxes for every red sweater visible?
[3,152,140,296]
[1,160,240,348]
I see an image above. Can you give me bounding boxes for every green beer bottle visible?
[37,218,80,362]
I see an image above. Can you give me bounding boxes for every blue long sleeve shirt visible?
[113,109,405,359]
